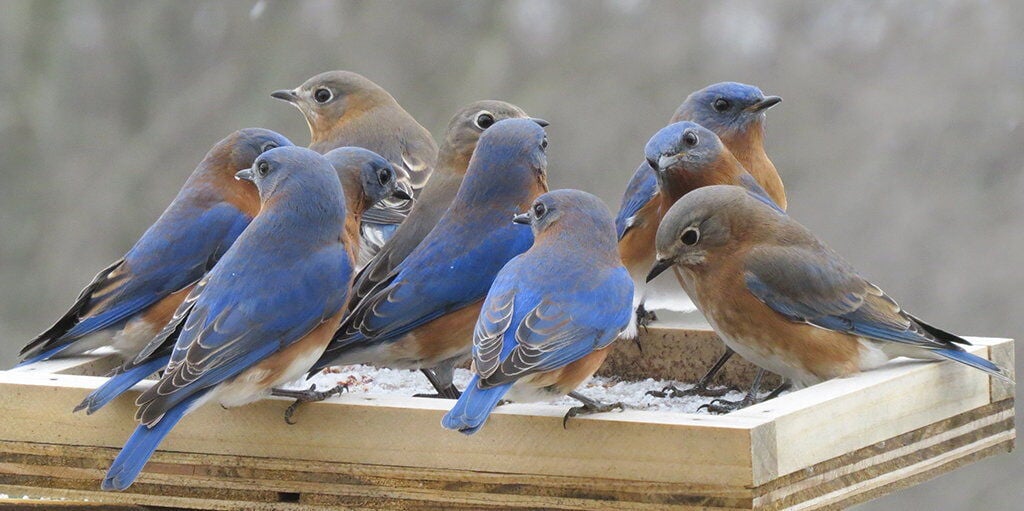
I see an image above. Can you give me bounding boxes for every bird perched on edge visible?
[323,147,412,260]
[272,70,438,266]
[647,185,1012,409]
[442,189,633,435]
[616,82,784,340]
[74,147,402,416]
[641,121,786,402]
[101,146,354,490]
[305,118,550,401]
[351,101,546,308]
[19,128,293,365]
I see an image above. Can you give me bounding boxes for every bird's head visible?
[323,147,410,211]
[440,100,547,171]
[272,71,394,140]
[644,121,727,180]
[671,82,781,137]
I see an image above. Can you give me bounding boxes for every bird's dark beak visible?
[271,89,299,103]
[512,212,532,225]
[392,188,413,201]
[646,157,659,171]
[646,258,674,283]
[747,96,782,113]
[235,169,256,182]
[530,118,550,127]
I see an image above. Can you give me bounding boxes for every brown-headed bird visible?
[272,71,438,266]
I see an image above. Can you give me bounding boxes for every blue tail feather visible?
[935,348,1013,384]
[101,392,202,491]
[441,375,511,435]
[75,356,171,415]
[15,345,73,367]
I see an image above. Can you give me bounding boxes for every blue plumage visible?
[20,128,292,363]
[614,162,657,239]
[102,146,354,490]
[443,190,633,434]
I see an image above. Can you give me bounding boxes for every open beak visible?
[271,89,300,103]
[747,96,782,113]
[646,258,674,282]
[391,188,413,201]
[530,118,550,127]
[235,168,255,182]
[512,212,532,225]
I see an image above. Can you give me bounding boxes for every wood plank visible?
[732,339,1007,484]
[0,372,767,487]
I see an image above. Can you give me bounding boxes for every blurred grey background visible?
[0,0,1021,508]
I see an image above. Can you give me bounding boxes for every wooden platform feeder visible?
[0,324,1014,510]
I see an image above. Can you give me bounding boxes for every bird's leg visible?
[700,368,766,414]
[647,348,735,398]
[562,391,625,428]
[762,380,792,401]
[270,383,348,425]
[636,303,657,331]
[413,363,462,399]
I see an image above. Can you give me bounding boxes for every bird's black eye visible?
[533,202,547,218]
[713,98,731,112]
[259,142,277,153]
[257,161,270,177]
[377,168,392,185]
[683,131,699,147]
[681,227,700,246]
[540,137,548,150]
[313,87,333,104]
[474,111,495,130]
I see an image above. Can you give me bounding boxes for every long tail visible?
[935,348,1013,384]
[441,375,511,435]
[102,392,201,491]
[75,355,170,415]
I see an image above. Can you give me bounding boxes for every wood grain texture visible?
[0,332,1012,510]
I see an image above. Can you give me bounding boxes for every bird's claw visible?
[698,396,753,415]
[646,383,732,399]
[562,401,625,429]
[413,385,462,400]
[272,383,348,425]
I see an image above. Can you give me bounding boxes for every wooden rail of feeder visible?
[0,325,1014,510]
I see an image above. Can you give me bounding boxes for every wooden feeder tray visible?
[0,323,1014,510]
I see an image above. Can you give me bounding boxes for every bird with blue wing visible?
[442,189,633,434]
[74,146,399,416]
[641,121,788,402]
[617,82,784,342]
[647,185,1012,412]
[346,101,545,393]
[19,128,292,366]
[306,118,550,402]
[101,146,354,490]
[272,70,438,266]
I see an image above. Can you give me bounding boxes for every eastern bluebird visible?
[617,82,784,341]
[307,118,549,400]
[442,189,633,434]
[272,71,438,265]
[101,146,354,490]
[324,147,412,260]
[19,128,292,365]
[74,147,395,416]
[647,185,1012,411]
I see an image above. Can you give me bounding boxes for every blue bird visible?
[442,189,633,434]
[19,128,292,365]
[101,146,354,490]
[306,118,550,399]
[74,147,399,416]
[615,82,784,340]
[647,185,1012,411]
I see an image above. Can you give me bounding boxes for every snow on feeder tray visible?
[0,318,1014,510]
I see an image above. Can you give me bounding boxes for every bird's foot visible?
[413,384,462,400]
[646,383,732,399]
[270,383,348,425]
[562,400,625,428]
[636,305,658,329]
[698,395,755,415]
